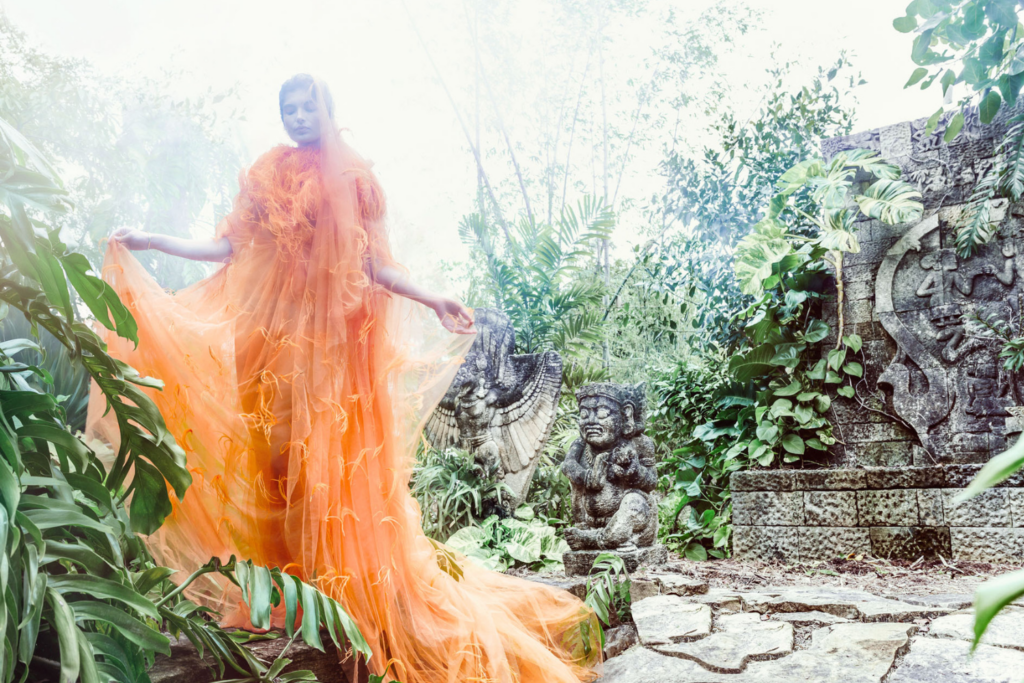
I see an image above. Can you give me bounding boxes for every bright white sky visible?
[3,0,938,281]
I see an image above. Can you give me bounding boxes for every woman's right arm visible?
[110,229,232,262]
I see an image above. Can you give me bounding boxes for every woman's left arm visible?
[373,263,476,334]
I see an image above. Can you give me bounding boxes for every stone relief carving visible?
[561,382,658,552]
[875,204,1024,462]
[424,308,561,508]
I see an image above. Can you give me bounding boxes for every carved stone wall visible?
[733,105,1024,563]
[822,105,1024,467]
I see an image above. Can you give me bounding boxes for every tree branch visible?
[401,0,511,243]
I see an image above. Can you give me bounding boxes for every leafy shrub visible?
[0,313,90,432]
[655,150,923,560]
[411,446,513,540]
[444,507,569,573]
[584,553,631,630]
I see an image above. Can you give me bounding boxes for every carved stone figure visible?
[876,205,1024,462]
[562,382,659,555]
[424,308,561,508]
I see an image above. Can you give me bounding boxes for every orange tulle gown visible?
[86,86,601,683]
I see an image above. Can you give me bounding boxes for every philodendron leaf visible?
[781,434,805,455]
[774,380,802,397]
[128,459,174,535]
[944,111,965,142]
[46,588,81,683]
[855,179,924,225]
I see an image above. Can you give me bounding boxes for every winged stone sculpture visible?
[424,308,562,509]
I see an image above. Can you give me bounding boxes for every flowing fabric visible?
[86,83,601,683]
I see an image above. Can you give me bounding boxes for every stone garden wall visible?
[733,105,1024,563]
[820,106,1024,467]
[732,466,1024,563]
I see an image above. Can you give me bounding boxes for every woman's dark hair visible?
[278,74,334,119]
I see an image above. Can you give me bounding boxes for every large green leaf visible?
[128,459,174,535]
[854,179,924,224]
[46,588,81,683]
[728,344,775,383]
[734,219,793,295]
[71,600,170,655]
[972,569,1024,650]
[47,575,160,621]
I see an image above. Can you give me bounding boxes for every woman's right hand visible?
[110,228,152,251]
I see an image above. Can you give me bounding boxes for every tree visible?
[895,0,1024,256]
[0,16,245,291]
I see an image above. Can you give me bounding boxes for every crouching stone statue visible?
[561,382,667,575]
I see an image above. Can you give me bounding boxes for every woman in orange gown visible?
[88,75,601,683]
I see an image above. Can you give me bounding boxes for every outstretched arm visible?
[374,263,475,334]
[110,229,232,263]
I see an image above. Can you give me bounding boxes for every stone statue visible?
[561,383,663,572]
[424,308,561,508]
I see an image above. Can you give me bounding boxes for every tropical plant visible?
[955,436,1024,652]
[443,507,569,573]
[0,312,91,432]
[895,0,1023,132]
[645,53,861,356]
[0,113,377,682]
[895,0,1024,256]
[458,197,614,365]
[583,553,631,631]
[655,150,923,560]
[659,54,860,247]
[410,446,513,540]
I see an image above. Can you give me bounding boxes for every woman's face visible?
[281,88,322,147]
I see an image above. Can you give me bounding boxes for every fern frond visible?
[955,163,1001,258]
[998,114,1024,201]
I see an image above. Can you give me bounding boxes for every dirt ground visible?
[649,554,1020,598]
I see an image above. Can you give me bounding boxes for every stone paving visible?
[600,572,1024,682]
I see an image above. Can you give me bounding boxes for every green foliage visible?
[896,2,1024,256]
[896,0,1024,130]
[584,553,631,630]
[0,313,91,433]
[660,54,859,247]
[651,54,860,359]
[652,151,920,560]
[410,447,513,540]
[522,448,573,525]
[957,434,1024,652]
[459,197,614,363]
[444,507,569,573]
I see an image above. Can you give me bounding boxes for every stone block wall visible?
[820,105,1024,468]
[731,466,1024,563]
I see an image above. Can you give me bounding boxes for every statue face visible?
[579,396,622,449]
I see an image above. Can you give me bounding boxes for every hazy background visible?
[3,0,936,277]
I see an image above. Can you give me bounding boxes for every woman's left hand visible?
[432,297,476,334]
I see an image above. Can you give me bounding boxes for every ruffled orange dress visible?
[87,96,601,683]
